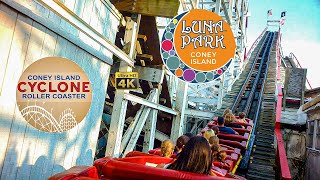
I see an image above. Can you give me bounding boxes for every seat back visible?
[48,166,98,180]
[93,157,232,180]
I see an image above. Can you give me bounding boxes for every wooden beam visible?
[170,81,188,141]
[136,54,153,61]
[188,96,218,104]
[123,89,157,156]
[123,93,178,115]
[185,109,215,119]
[105,14,141,158]
[215,0,221,15]
[110,0,180,18]
[302,95,320,111]
[143,88,160,152]
[138,34,147,42]
[155,130,170,141]
[120,90,156,154]
[136,40,142,54]
[35,0,135,66]
[133,65,165,83]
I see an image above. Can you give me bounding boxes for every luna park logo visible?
[16,57,92,132]
[161,9,236,83]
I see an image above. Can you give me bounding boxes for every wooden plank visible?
[170,81,188,141]
[188,96,218,104]
[136,40,142,54]
[105,14,141,158]
[3,0,117,65]
[303,95,320,112]
[63,0,76,13]
[46,35,68,177]
[0,11,32,180]
[136,54,153,61]
[60,42,80,170]
[81,0,94,24]
[120,105,146,154]
[0,3,18,178]
[110,0,180,18]
[137,34,147,42]
[70,54,102,167]
[133,65,165,83]
[143,88,160,152]
[13,21,47,180]
[29,27,58,180]
[73,0,85,17]
[88,0,102,49]
[0,3,17,95]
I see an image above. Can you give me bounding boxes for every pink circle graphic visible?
[217,69,223,75]
[162,40,173,51]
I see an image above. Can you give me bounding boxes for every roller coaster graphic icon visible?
[20,101,78,132]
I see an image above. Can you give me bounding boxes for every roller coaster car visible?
[210,117,253,127]
[94,156,233,179]
[207,123,252,135]
[49,156,235,180]
[146,148,238,171]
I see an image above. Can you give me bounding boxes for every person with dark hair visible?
[211,126,219,135]
[217,116,238,135]
[167,136,213,175]
[237,112,247,123]
[184,132,194,138]
[174,135,190,154]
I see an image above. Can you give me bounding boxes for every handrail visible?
[275,31,292,180]
[288,52,312,89]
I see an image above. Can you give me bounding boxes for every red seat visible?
[148,149,177,158]
[93,157,234,180]
[208,118,253,128]
[225,153,239,162]
[231,128,250,135]
[48,166,99,180]
[211,166,228,177]
[217,133,249,142]
[126,151,157,157]
[219,139,246,152]
[213,160,234,171]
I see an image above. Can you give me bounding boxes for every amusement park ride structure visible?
[0,0,299,179]
[102,0,253,159]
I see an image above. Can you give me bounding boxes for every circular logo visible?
[16,57,92,132]
[161,9,236,83]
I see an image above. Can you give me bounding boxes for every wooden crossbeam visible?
[136,54,153,61]
[138,34,147,42]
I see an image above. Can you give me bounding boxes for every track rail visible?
[227,31,278,179]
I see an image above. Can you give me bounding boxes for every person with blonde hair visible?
[203,129,215,141]
[160,139,175,158]
[209,135,219,146]
[223,108,232,118]
[224,112,235,125]
[224,112,243,129]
